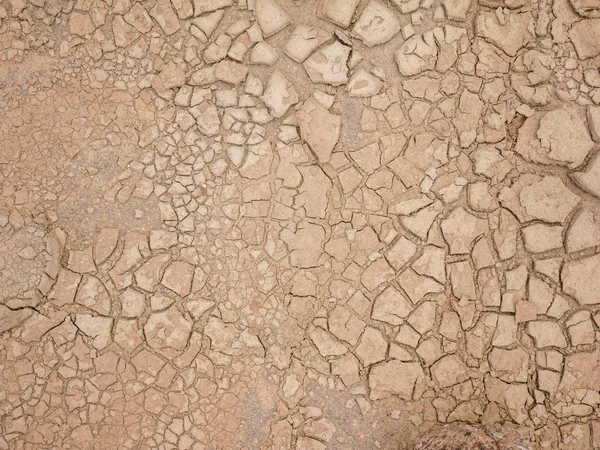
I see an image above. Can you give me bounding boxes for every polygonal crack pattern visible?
[0,0,600,449]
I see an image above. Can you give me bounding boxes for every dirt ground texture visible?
[0,0,600,448]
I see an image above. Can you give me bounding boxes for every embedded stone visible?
[414,424,532,449]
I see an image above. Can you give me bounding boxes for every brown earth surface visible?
[1,0,600,448]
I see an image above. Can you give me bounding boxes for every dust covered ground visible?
[1,0,600,448]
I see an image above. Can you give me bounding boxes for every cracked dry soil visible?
[0,0,600,448]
